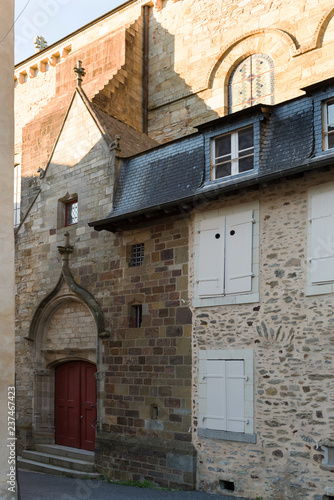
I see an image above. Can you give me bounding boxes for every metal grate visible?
[130,243,144,266]
[65,199,78,226]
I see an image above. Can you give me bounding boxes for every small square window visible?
[323,100,334,150]
[65,199,78,226]
[211,126,254,180]
[130,243,144,267]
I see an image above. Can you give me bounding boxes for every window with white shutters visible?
[196,208,255,301]
[205,359,245,432]
[307,185,334,293]
[198,349,255,442]
[197,217,225,296]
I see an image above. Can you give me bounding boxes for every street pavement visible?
[18,470,241,500]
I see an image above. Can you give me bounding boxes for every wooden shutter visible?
[206,359,226,430]
[226,360,245,432]
[310,191,334,284]
[225,210,253,294]
[197,216,225,296]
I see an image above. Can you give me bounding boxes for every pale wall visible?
[0,1,16,499]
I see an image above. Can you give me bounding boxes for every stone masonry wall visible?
[15,85,195,487]
[45,302,96,351]
[95,217,195,489]
[17,0,334,151]
[190,167,334,500]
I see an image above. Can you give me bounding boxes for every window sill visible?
[198,427,256,443]
[193,292,259,308]
[305,283,334,296]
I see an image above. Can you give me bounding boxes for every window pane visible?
[238,156,253,173]
[216,135,231,158]
[328,103,334,128]
[238,127,253,151]
[216,162,232,178]
[328,132,334,149]
[66,201,78,225]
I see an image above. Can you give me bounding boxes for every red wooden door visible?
[55,361,97,451]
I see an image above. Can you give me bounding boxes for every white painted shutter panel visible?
[225,210,253,294]
[197,217,225,296]
[310,191,334,284]
[226,360,245,432]
[206,359,226,430]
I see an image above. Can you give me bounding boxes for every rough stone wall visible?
[190,168,334,500]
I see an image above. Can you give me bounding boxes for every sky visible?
[15,0,126,64]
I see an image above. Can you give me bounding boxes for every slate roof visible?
[91,104,158,157]
[90,90,334,232]
[262,101,314,174]
[110,147,204,217]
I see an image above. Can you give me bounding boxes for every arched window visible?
[228,54,274,114]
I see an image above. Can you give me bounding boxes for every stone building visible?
[14,0,334,498]
[0,2,16,499]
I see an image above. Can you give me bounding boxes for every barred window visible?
[130,243,144,267]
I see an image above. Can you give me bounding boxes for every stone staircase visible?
[17,444,101,479]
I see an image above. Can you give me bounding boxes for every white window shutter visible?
[206,360,226,430]
[225,210,253,294]
[226,360,245,432]
[197,217,225,296]
[310,192,334,284]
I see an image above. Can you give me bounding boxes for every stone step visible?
[34,444,94,463]
[21,450,96,473]
[17,457,101,479]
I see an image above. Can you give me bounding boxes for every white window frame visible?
[193,202,259,307]
[306,182,334,296]
[211,126,254,181]
[323,100,334,151]
[198,348,255,443]
[14,164,21,229]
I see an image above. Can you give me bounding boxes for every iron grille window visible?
[130,243,144,266]
[65,199,78,226]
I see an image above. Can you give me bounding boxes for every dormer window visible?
[211,126,254,180]
[323,100,334,150]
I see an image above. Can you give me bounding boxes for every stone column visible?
[0,1,16,498]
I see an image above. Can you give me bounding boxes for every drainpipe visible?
[142,5,149,134]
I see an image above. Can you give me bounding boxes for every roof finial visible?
[34,35,48,52]
[73,60,86,87]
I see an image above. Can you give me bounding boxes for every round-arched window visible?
[228,54,275,113]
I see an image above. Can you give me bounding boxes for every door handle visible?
[91,404,95,408]
[80,415,83,419]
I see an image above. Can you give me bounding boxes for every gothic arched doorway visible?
[55,360,97,451]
